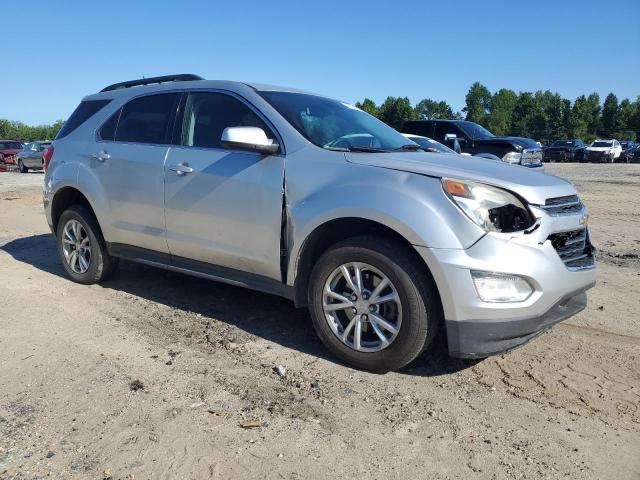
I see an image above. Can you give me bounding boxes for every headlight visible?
[471,271,533,302]
[442,178,535,233]
[502,151,522,164]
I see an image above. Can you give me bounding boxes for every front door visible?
[163,91,284,280]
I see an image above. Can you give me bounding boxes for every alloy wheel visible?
[322,262,402,352]
[62,219,91,274]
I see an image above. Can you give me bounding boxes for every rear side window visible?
[99,110,120,141]
[56,99,112,139]
[115,93,180,144]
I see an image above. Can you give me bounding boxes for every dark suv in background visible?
[403,120,543,169]
[543,139,586,163]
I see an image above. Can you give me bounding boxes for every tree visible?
[486,89,517,136]
[377,96,417,129]
[615,98,636,139]
[354,98,379,118]
[463,82,492,125]
[585,93,601,141]
[415,98,455,120]
[600,93,618,137]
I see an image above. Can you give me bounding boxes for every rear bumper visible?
[445,287,590,358]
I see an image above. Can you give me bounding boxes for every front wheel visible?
[308,236,441,372]
[56,205,118,284]
[18,159,28,173]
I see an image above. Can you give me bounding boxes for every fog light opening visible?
[471,270,533,303]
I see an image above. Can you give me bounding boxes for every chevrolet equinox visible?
[44,74,597,372]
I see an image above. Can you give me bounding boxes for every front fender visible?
[285,168,484,285]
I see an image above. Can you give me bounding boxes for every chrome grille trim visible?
[539,195,583,216]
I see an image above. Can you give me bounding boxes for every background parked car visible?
[402,133,502,161]
[543,139,586,162]
[403,119,543,169]
[618,141,637,162]
[585,139,622,162]
[16,141,51,172]
[625,143,640,163]
[0,140,24,167]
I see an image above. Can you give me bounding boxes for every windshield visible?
[258,91,411,151]
[407,136,456,154]
[0,142,23,150]
[591,141,612,147]
[552,140,574,146]
[457,121,495,140]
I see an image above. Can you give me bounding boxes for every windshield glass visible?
[258,91,410,151]
[552,140,573,146]
[457,121,495,140]
[407,136,455,154]
[591,141,612,147]
[0,142,23,150]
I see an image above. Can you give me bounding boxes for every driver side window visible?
[182,92,274,149]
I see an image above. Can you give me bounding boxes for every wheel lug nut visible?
[361,314,368,321]
[351,307,357,314]
[350,295,357,301]
[369,305,376,312]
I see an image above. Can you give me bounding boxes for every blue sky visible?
[2,0,639,125]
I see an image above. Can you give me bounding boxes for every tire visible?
[18,159,28,173]
[308,236,441,373]
[56,204,118,284]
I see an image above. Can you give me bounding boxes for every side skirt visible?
[107,243,295,301]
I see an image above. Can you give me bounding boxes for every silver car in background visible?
[43,75,596,372]
[17,141,51,172]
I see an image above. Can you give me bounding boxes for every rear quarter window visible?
[55,99,112,139]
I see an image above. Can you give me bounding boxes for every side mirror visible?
[444,133,462,154]
[221,127,279,155]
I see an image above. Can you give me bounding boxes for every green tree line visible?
[0,119,64,142]
[356,82,640,144]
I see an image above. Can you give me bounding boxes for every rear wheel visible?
[18,159,28,173]
[56,205,118,284]
[308,236,441,372]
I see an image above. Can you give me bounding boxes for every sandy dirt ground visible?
[0,164,638,480]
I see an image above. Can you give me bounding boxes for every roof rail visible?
[100,74,204,93]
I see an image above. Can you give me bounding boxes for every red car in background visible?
[0,140,24,171]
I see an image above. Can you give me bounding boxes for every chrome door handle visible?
[91,150,110,161]
[169,163,193,175]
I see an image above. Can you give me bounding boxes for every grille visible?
[540,195,583,216]
[545,150,566,161]
[548,228,595,269]
[521,149,542,166]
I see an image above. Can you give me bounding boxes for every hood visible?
[346,151,574,205]
[475,136,540,149]
[545,146,572,151]
[586,146,613,152]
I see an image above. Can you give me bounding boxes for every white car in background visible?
[585,139,622,163]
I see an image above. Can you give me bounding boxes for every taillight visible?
[43,145,54,170]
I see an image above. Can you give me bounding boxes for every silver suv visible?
[44,74,596,372]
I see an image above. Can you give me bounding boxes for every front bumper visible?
[445,287,590,358]
[414,206,596,357]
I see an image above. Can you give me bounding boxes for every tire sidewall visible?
[56,207,105,284]
[309,242,430,372]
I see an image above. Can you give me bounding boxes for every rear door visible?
[94,92,180,254]
[163,91,284,280]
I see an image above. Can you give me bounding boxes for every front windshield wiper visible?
[393,144,423,151]
[324,145,390,153]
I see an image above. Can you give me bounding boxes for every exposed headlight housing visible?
[442,178,535,233]
[471,270,533,302]
[502,151,522,164]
